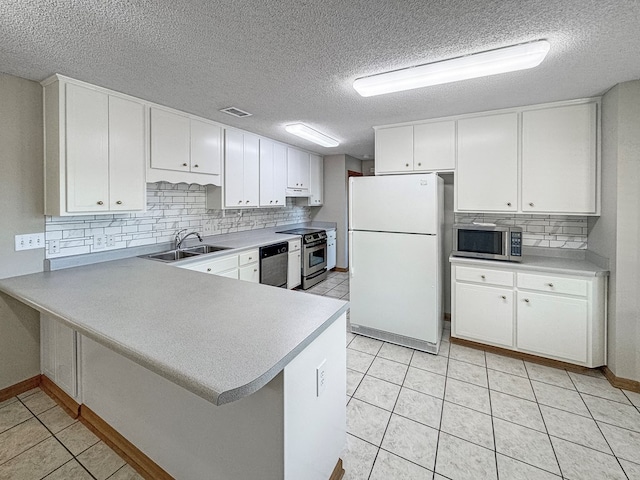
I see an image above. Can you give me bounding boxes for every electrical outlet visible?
[202,223,213,234]
[14,233,45,251]
[106,235,115,247]
[49,239,60,254]
[93,235,106,250]
[316,359,327,397]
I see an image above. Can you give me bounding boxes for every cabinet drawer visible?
[517,272,588,297]
[455,266,514,287]
[239,249,259,266]
[288,239,301,252]
[188,255,238,274]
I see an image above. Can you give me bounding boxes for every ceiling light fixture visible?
[353,40,551,97]
[285,123,339,147]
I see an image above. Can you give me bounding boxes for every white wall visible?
[0,73,44,389]
[588,79,640,382]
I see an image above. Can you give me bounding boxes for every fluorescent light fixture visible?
[285,123,339,147]
[353,40,551,97]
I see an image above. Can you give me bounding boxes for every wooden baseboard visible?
[450,337,603,375]
[80,405,173,480]
[0,375,40,403]
[39,375,80,418]
[333,267,348,273]
[329,458,345,480]
[603,366,640,393]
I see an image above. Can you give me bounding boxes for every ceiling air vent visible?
[220,107,252,118]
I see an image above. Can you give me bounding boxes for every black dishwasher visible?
[259,242,289,288]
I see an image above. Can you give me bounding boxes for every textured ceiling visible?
[1,0,639,158]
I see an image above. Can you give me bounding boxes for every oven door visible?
[303,242,327,276]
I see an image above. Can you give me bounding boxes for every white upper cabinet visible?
[375,125,413,174]
[414,121,456,172]
[149,107,222,184]
[375,121,455,174]
[44,77,146,216]
[259,139,286,207]
[521,103,597,214]
[456,113,518,212]
[286,147,310,191]
[224,130,259,208]
[308,154,323,206]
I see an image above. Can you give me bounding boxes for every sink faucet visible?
[175,229,203,249]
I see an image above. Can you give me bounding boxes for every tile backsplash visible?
[45,183,311,258]
[454,213,588,249]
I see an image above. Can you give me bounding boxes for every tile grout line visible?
[430,345,450,480]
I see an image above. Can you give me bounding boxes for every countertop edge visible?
[448,254,609,277]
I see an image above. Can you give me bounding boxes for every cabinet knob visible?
[481,275,486,279]
[116,200,122,205]
[524,298,530,303]
[97,201,104,205]
[507,202,512,207]
[238,200,242,204]
[249,257,252,260]
[193,164,199,168]
[275,200,279,203]
[207,268,211,272]
[501,295,506,300]
[547,283,554,287]
[417,162,422,166]
[245,200,250,204]
[405,163,409,167]
[529,202,534,207]
[182,163,188,167]
[270,200,273,204]
[254,268,257,272]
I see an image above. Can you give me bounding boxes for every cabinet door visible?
[224,129,245,207]
[454,282,514,348]
[40,316,56,380]
[108,96,146,211]
[287,148,310,188]
[259,139,275,207]
[272,143,287,206]
[191,119,222,175]
[243,134,260,207]
[522,103,597,214]
[288,251,301,289]
[150,108,190,172]
[516,291,588,363]
[54,320,78,398]
[65,83,109,212]
[239,263,260,283]
[375,126,413,174]
[414,121,456,171]
[457,113,518,212]
[308,154,323,205]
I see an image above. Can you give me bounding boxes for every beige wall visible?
[0,73,44,389]
[588,79,640,382]
[311,155,362,269]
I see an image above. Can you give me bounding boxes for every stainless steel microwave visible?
[452,224,523,262]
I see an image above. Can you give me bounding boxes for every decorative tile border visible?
[454,213,588,249]
[45,183,311,258]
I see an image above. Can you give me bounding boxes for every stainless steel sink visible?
[182,244,232,254]
[142,244,232,262]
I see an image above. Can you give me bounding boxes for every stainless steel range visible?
[277,228,327,289]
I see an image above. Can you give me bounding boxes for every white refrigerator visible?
[348,173,443,354]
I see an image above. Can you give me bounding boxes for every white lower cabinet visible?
[40,314,80,401]
[178,250,259,283]
[287,239,302,289]
[454,283,514,348]
[451,262,606,367]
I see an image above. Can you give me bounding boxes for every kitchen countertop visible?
[0,257,348,406]
[449,254,609,277]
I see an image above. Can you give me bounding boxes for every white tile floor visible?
[310,270,640,480]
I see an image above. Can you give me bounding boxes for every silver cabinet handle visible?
[207,268,211,272]
[116,200,122,205]
[182,163,188,167]
[507,202,512,207]
[270,200,273,204]
[238,200,242,204]
[547,283,554,287]
[245,200,250,204]
[275,200,279,203]
[253,268,257,272]
[524,298,530,303]
[481,275,486,279]
[501,295,506,300]
[97,201,104,205]
[529,202,534,207]
[193,164,199,168]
